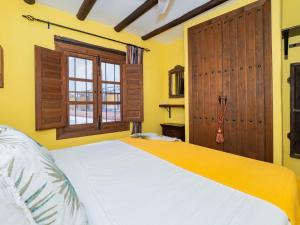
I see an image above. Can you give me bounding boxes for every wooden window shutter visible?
[35,46,66,130]
[122,64,144,122]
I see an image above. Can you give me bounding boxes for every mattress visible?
[52,140,290,225]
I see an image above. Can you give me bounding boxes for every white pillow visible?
[131,132,181,142]
[0,126,88,225]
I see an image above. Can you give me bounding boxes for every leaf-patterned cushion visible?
[0,176,31,225]
[0,126,55,162]
[0,126,88,225]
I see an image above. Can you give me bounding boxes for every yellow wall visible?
[0,0,165,149]
[282,0,300,176]
[182,0,283,165]
[161,39,185,124]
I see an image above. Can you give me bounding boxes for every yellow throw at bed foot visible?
[123,138,300,225]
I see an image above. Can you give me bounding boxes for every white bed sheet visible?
[51,140,289,225]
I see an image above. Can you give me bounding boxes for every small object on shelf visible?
[160,123,185,141]
[159,104,184,118]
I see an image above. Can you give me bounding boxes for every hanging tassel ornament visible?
[216,127,224,144]
[216,96,227,144]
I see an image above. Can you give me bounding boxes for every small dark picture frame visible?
[0,45,3,88]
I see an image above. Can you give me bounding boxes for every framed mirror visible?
[169,65,184,98]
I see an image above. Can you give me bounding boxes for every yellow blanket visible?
[123,138,300,225]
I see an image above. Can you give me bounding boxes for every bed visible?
[50,137,300,225]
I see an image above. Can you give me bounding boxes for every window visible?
[55,41,129,139]
[34,37,143,139]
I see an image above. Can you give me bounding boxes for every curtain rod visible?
[22,15,150,52]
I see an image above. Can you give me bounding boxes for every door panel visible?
[255,6,266,161]
[222,16,238,155]
[236,12,247,159]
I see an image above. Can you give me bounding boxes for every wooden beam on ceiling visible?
[24,0,35,4]
[141,0,229,40]
[77,0,97,21]
[114,0,158,32]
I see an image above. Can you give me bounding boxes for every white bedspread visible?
[51,140,289,225]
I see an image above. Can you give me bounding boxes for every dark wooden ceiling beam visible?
[114,0,158,32]
[141,0,229,40]
[77,0,97,21]
[24,0,35,4]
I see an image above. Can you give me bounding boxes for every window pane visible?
[105,63,114,81]
[102,83,115,93]
[101,104,121,123]
[87,104,93,123]
[102,83,106,93]
[86,60,93,80]
[87,93,93,102]
[102,93,106,102]
[114,84,120,93]
[106,93,115,102]
[107,83,114,93]
[115,104,121,121]
[115,65,120,82]
[69,105,76,125]
[102,104,107,122]
[87,82,93,92]
[102,93,120,102]
[69,92,75,101]
[69,80,75,91]
[76,105,87,124]
[76,92,86,102]
[76,58,86,79]
[107,104,116,122]
[68,57,75,78]
[101,63,106,81]
[76,81,87,92]
[115,93,120,102]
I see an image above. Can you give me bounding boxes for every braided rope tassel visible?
[216,97,227,144]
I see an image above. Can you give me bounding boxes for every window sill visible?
[56,122,130,140]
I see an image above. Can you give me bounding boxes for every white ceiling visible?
[38,0,211,43]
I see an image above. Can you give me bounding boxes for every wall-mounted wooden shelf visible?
[159,104,185,118]
[282,24,300,59]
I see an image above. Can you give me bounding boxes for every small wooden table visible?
[160,123,185,141]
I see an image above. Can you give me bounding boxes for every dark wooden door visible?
[188,0,273,162]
